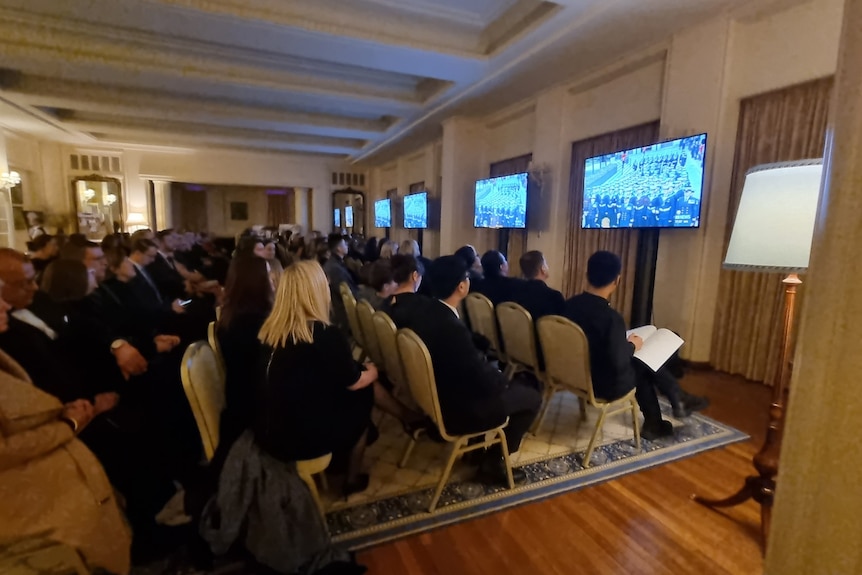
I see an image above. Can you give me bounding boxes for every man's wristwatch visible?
[60,416,79,433]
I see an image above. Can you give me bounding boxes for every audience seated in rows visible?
[474,249,521,306]
[357,258,397,311]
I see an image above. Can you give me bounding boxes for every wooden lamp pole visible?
[692,273,801,548]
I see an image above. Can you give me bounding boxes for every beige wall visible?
[362,0,844,363]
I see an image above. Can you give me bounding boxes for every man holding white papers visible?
[564,251,708,439]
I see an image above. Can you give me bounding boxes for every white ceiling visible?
[0,0,790,163]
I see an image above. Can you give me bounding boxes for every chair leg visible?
[579,397,587,421]
[318,471,329,492]
[529,386,554,434]
[429,442,462,513]
[498,432,516,490]
[631,399,641,451]
[583,408,608,468]
[399,437,418,468]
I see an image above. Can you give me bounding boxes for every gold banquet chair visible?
[397,328,514,512]
[536,316,641,468]
[495,302,556,433]
[356,300,385,367]
[464,293,506,369]
[372,311,407,396]
[207,320,226,381]
[339,282,366,361]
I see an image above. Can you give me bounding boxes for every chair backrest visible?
[536,315,596,402]
[464,292,502,354]
[356,299,384,366]
[207,320,226,379]
[396,328,454,441]
[373,311,405,387]
[496,302,540,372]
[339,282,364,348]
[180,341,226,461]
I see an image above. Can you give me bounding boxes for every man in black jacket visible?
[515,251,566,319]
[564,251,706,439]
[386,255,541,484]
[475,250,523,306]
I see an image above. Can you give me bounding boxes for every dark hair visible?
[390,254,424,285]
[454,245,478,269]
[363,237,379,262]
[480,250,506,278]
[131,238,158,254]
[519,250,545,280]
[101,234,125,253]
[429,256,468,300]
[41,260,90,303]
[586,251,622,288]
[105,246,130,273]
[327,233,346,251]
[368,259,394,292]
[58,242,86,262]
[156,229,174,240]
[30,234,55,252]
[219,256,274,331]
[235,236,263,258]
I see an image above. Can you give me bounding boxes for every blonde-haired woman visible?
[255,260,419,496]
[378,238,398,260]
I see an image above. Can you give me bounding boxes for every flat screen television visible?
[403,192,428,229]
[345,205,354,228]
[374,198,391,228]
[333,208,341,228]
[474,172,528,229]
[581,133,707,229]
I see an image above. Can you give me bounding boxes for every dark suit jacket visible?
[563,292,636,400]
[473,275,524,307]
[146,253,186,301]
[386,293,507,434]
[84,280,159,358]
[512,280,565,369]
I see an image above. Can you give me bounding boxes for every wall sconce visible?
[82,188,96,202]
[0,171,21,191]
[104,193,117,206]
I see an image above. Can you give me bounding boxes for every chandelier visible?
[0,171,21,191]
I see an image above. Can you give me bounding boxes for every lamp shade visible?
[724,159,823,273]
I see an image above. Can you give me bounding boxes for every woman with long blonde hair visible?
[255,260,419,496]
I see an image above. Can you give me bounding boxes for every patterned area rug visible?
[323,391,747,550]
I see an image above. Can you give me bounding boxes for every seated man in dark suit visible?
[149,229,190,302]
[474,250,523,306]
[323,233,358,335]
[386,255,541,484]
[564,252,706,439]
[515,251,565,319]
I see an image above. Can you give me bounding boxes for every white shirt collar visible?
[439,300,460,319]
[12,309,58,340]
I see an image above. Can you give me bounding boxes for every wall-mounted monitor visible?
[374,198,391,228]
[333,208,341,228]
[345,205,354,228]
[581,133,707,229]
[474,172,528,229]
[403,192,428,229]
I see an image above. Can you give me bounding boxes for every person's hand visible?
[113,343,148,379]
[93,392,120,415]
[363,362,379,382]
[171,299,188,314]
[154,334,181,353]
[628,334,644,351]
[62,400,95,432]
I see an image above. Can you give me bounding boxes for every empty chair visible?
[496,302,556,431]
[397,328,514,512]
[340,282,365,360]
[373,310,407,394]
[356,299,385,368]
[537,315,640,468]
[464,293,505,363]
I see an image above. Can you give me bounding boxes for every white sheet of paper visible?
[632,328,684,372]
[626,325,657,340]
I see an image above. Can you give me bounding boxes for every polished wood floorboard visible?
[358,369,772,575]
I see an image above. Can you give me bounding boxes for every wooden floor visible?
[358,370,772,575]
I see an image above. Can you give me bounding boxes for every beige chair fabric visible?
[397,328,514,512]
[207,321,226,381]
[181,341,226,462]
[356,300,384,367]
[464,293,504,362]
[537,315,640,468]
[373,311,405,389]
[295,454,332,519]
[339,282,365,360]
[496,302,555,430]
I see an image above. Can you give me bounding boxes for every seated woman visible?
[356,259,397,310]
[216,255,274,456]
[255,260,421,495]
[0,281,131,574]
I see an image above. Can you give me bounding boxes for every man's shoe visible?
[682,393,710,412]
[641,419,674,440]
[672,404,691,418]
[478,456,527,485]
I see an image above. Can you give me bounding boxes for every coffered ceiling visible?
[0,0,789,162]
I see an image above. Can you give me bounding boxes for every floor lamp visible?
[693,159,824,548]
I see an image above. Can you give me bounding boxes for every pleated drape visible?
[562,122,660,325]
[710,77,833,385]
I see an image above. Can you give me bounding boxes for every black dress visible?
[254,322,373,463]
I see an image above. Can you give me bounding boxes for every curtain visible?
[267,189,295,227]
[490,154,532,266]
[562,122,660,325]
[711,77,832,386]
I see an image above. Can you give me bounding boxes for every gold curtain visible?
[562,122,660,325]
[711,77,832,385]
[490,154,533,267]
[267,189,295,227]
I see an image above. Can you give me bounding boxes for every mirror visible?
[332,187,365,235]
[72,174,123,239]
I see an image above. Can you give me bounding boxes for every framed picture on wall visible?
[230,202,249,221]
